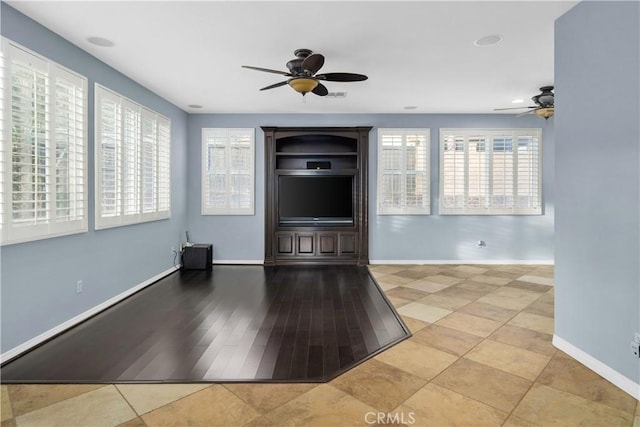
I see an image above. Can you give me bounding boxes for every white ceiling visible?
[7,1,577,114]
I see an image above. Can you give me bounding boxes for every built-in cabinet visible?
[263,127,371,266]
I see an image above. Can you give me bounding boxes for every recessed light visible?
[473,34,503,47]
[403,106,418,110]
[188,104,203,109]
[87,37,114,47]
[512,99,524,104]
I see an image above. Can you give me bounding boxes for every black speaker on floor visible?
[182,244,212,270]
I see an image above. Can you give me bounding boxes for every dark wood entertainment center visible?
[262,126,372,266]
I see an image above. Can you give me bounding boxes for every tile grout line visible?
[113,383,217,422]
[113,384,147,425]
[499,348,557,426]
[4,386,16,424]
[222,382,319,421]
[5,384,110,421]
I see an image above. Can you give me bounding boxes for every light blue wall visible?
[0,3,558,357]
[188,114,555,262]
[555,1,640,384]
[0,4,189,353]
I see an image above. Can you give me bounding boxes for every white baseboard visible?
[213,260,555,266]
[0,266,179,365]
[369,259,554,265]
[553,335,640,400]
[212,260,263,265]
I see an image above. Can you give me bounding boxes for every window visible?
[94,84,170,229]
[439,128,542,215]
[201,128,254,215]
[0,39,87,245]
[377,128,430,215]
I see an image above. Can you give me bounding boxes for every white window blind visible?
[1,39,88,245]
[95,84,171,229]
[201,128,254,215]
[439,128,541,215]
[377,128,430,215]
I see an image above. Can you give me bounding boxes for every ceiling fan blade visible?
[516,110,535,117]
[312,83,328,96]
[316,72,368,82]
[493,106,537,111]
[242,65,292,76]
[260,81,289,91]
[303,53,324,75]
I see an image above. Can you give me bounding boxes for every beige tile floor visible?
[2,264,639,427]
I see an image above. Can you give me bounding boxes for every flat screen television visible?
[279,175,354,226]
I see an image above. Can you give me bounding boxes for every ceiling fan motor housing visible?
[286,59,308,76]
[533,86,554,107]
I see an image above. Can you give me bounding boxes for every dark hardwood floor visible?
[1,265,409,382]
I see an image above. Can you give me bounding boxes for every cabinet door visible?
[318,233,337,256]
[276,233,294,255]
[296,234,315,255]
[339,233,358,255]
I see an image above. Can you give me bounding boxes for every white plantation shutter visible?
[122,101,139,216]
[1,39,88,245]
[97,91,121,221]
[439,129,542,215]
[377,129,430,215]
[95,84,171,229]
[441,137,465,209]
[492,137,514,208]
[54,73,86,223]
[201,128,254,215]
[157,117,171,213]
[516,135,540,209]
[467,137,489,209]
[141,110,157,214]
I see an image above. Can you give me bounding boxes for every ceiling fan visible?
[494,86,555,119]
[242,48,368,97]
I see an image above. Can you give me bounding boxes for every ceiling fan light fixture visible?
[534,107,554,119]
[288,78,318,95]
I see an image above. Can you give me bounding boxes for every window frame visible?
[1,38,88,246]
[377,128,431,215]
[201,128,255,216]
[439,128,542,215]
[94,84,171,230]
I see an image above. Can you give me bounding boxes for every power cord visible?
[173,248,182,269]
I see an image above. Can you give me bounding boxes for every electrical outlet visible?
[76,280,83,294]
[631,340,640,358]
